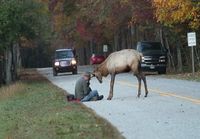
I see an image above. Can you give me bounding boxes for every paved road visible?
[38,66,200,139]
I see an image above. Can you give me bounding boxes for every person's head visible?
[83,72,91,81]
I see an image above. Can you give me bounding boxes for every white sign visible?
[103,45,108,52]
[187,32,196,47]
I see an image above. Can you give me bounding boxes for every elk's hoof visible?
[107,97,112,100]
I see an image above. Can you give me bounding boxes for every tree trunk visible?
[127,26,132,49]
[177,41,183,72]
[135,24,139,46]
[194,47,200,68]
[114,31,119,51]
[1,43,22,85]
[4,47,12,84]
[159,28,164,47]
[165,35,175,72]
[121,28,127,49]
[11,44,17,81]
[0,56,4,85]
[160,28,176,72]
[90,39,93,54]
[15,43,21,79]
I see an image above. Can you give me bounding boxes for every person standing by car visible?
[75,72,103,102]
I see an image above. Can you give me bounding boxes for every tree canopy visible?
[1,0,199,71]
[153,0,200,29]
[0,0,51,50]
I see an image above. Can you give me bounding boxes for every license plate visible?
[60,61,68,67]
[150,65,155,69]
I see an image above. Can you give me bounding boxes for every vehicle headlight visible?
[54,61,59,66]
[159,56,166,62]
[71,59,77,65]
[142,57,145,62]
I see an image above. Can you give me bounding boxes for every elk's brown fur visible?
[93,49,148,100]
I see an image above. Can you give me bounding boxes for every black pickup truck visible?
[136,41,168,74]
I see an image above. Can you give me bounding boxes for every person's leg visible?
[81,90,98,102]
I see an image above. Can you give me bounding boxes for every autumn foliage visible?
[46,0,200,46]
[153,0,200,29]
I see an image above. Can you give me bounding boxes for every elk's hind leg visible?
[135,74,141,97]
[141,73,148,97]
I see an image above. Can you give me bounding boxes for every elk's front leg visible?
[107,73,115,100]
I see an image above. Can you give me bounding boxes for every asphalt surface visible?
[38,66,200,139]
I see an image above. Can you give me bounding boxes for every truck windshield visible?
[137,42,162,52]
[55,50,74,59]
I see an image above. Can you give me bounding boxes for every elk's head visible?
[92,68,103,83]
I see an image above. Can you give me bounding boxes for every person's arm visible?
[83,81,90,96]
[87,81,92,92]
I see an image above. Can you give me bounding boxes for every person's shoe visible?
[97,95,104,100]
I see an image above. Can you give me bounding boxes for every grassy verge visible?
[0,69,124,139]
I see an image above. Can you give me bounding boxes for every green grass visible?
[0,70,124,139]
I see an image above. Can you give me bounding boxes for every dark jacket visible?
[75,77,91,99]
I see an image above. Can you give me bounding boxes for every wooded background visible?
[0,0,200,85]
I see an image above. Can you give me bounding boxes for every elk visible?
[92,49,148,100]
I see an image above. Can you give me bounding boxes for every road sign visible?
[187,32,196,76]
[187,32,196,47]
[103,45,108,52]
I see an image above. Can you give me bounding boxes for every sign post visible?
[187,32,196,76]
